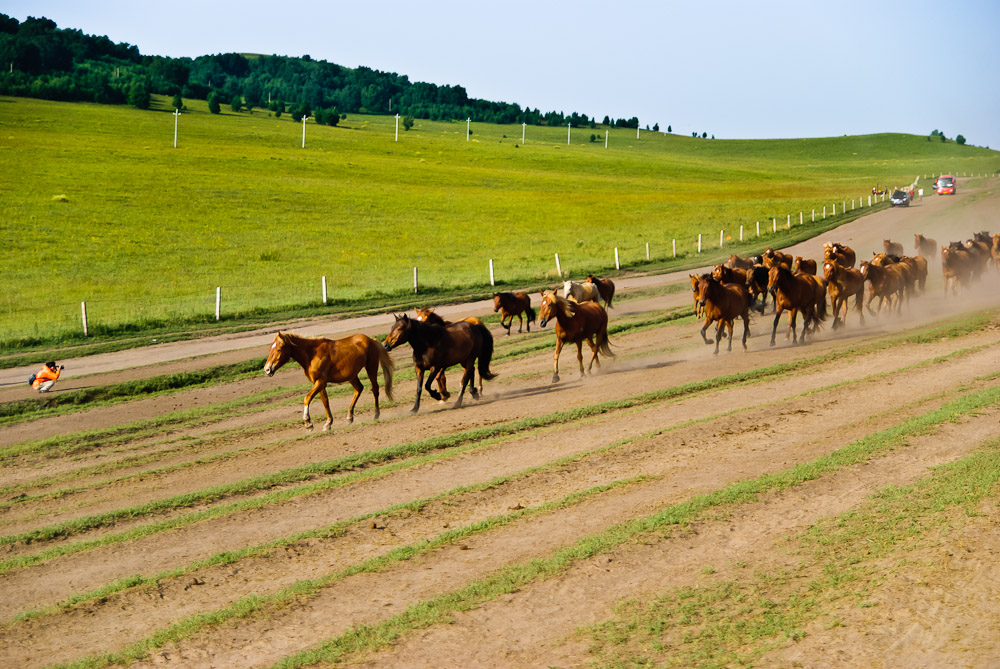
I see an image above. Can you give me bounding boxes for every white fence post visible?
[489,259,495,286]
[833,203,836,215]
[772,218,776,233]
[81,301,88,337]
[672,239,676,258]
[555,253,562,276]
[719,230,724,248]
[614,247,620,270]
[740,224,744,242]
[799,211,803,225]
[823,206,827,219]
[787,214,790,229]
[645,242,650,261]
[868,194,872,207]
[322,276,327,305]
[413,267,418,294]
[215,287,221,321]
[756,221,760,237]
[697,234,702,253]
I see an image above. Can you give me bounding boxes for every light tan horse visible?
[264,332,393,429]
[562,280,600,304]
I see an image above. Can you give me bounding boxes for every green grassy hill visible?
[2,94,998,342]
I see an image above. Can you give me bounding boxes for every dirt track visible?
[1,179,999,668]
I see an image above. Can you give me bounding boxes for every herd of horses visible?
[262,274,615,429]
[690,231,1000,355]
[262,229,1000,430]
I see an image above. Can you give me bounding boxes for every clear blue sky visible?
[7,0,999,149]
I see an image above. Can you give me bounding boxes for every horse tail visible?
[475,323,499,381]
[596,321,615,358]
[524,304,536,324]
[374,340,394,401]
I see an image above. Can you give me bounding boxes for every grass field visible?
[2,94,998,342]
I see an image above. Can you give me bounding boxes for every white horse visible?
[563,280,600,304]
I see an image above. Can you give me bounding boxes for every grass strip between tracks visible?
[49,475,651,669]
[53,376,1000,669]
[268,381,1000,668]
[0,310,994,559]
[582,438,1000,667]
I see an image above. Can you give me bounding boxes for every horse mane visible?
[278,331,313,346]
[546,291,577,318]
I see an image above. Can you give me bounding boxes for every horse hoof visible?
[410,407,420,414]
[373,412,380,421]
[551,374,560,383]
[428,390,442,401]
[323,422,333,431]
[305,423,314,431]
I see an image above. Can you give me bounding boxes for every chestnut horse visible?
[767,265,827,345]
[264,332,394,429]
[492,291,536,335]
[689,274,705,318]
[414,308,486,399]
[712,264,748,285]
[383,315,496,413]
[762,247,793,269]
[585,274,616,308]
[823,242,856,268]
[859,260,905,315]
[823,261,865,330]
[914,234,937,261]
[696,274,751,354]
[538,289,613,383]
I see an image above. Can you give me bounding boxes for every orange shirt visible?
[32,365,60,389]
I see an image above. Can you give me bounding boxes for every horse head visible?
[492,293,503,312]
[383,314,411,351]
[264,332,290,377]
[696,274,716,308]
[539,290,569,328]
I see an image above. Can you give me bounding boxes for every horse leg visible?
[726,318,734,352]
[741,313,750,351]
[700,316,714,345]
[425,367,443,401]
[435,370,450,400]
[552,339,563,383]
[713,322,723,355]
[787,309,797,343]
[501,312,512,335]
[411,368,425,413]
[586,336,600,373]
[365,360,382,421]
[453,362,473,408]
[770,308,783,346]
[517,313,523,333]
[575,341,585,377]
[344,379,362,427]
[302,380,326,430]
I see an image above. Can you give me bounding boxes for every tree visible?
[956,134,966,145]
[207,91,220,114]
[652,123,659,132]
[702,131,708,138]
[402,115,414,131]
[127,79,150,109]
[230,94,241,112]
[171,93,182,110]
[667,125,672,133]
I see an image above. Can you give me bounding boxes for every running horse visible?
[696,274,752,354]
[492,291,536,335]
[562,280,601,304]
[263,332,394,429]
[538,289,613,383]
[383,314,497,413]
[585,274,616,308]
[414,307,486,399]
[767,265,827,345]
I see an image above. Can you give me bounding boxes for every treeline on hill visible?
[0,14,643,129]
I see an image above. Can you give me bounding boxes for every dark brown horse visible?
[538,289,613,383]
[492,291,536,334]
[414,307,486,399]
[767,265,827,346]
[585,274,616,308]
[822,261,865,329]
[264,332,394,429]
[385,314,496,413]
[696,274,751,354]
[383,315,496,413]
[745,265,772,314]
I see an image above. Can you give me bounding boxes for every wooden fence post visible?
[215,287,221,321]
[322,276,327,305]
[81,301,88,337]
[554,253,562,277]
[489,259,495,286]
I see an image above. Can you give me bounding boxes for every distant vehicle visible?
[890,190,910,207]
[936,175,956,195]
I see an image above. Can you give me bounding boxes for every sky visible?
[6,0,1000,149]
